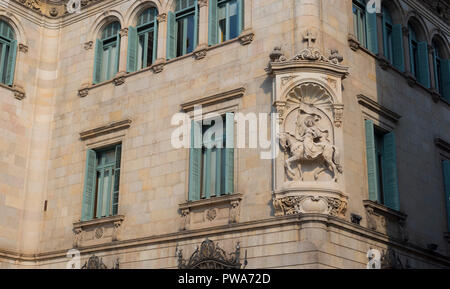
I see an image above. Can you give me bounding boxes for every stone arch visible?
[88,10,124,42]
[125,0,162,27]
[405,13,430,43]
[381,0,405,25]
[0,11,27,45]
[430,30,449,59]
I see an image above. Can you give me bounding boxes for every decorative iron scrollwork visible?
[177,238,247,269]
[81,255,119,269]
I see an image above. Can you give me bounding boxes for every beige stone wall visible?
[0,0,449,268]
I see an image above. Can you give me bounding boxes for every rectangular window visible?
[352,0,367,48]
[365,120,400,210]
[189,113,234,201]
[210,0,243,45]
[82,144,122,221]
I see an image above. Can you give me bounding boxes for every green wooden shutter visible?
[112,144,122,216]
[167,11,176,60]
[208,0,218,46]
[441,59,450,102]
[193,0,199,49]
[443,160,450,232]
[392,24,404,72]
[93,39,103,84]
[189,120,202,201]
[365,120,379,202]
[237,0,244,35]
[224,113,234,195]
[127,26,138,73]
[152,19,158,63]
[114,33,121,76]
[381,132,400,211]
[5,39,17,86]
[417,42,430,88]
[81,150,97,221]
[366,10,378,54]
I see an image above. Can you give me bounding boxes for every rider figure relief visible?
[281,107,343,182]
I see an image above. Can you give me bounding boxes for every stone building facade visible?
[0,0,449,269]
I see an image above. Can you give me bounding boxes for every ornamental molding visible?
[177,238,247,269]
[181,87,245,112]
[357,94,402,124]
[363,200,408,243]
[79,119,132,141]
[273,189,348,218]
[18,44,29,54]
[193,45,208,60]
[13,85,26,100]
[435,138,450,154]
[238,29,255,46]
[179,194,243,231]
[73,215,124,248]
[81,255,120,269]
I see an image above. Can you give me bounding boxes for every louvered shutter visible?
[127,26,138,73]
[381,132,400,211]
[365,120,379,202]
[81,150,97,221]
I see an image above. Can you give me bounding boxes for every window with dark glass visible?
[0,20,17,86]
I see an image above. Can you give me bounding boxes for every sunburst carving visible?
[286,83,333,111]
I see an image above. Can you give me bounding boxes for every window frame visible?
[136,8,158,69]
[352,0,367,48]
[175,0,198,57]
[82,143,122,222]
[93,22,121,84]
[0,20,16,86]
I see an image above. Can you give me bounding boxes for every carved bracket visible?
[239,29,255,46]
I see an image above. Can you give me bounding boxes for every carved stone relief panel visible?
[178,194,242,231]
[72,215,124,248]
[268,45,349,218]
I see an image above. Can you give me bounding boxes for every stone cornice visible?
[79,119,132,141]
[181,87,246,112]
[435,138,450,154]
[2,214,450,267]
[357,94,402,123]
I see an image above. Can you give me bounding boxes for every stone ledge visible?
[357,94,402,123]
[179,194,243,231]
[79,119,132,141]
[181,87,245,111]
[363,200,408,242]
[0,83,26,100]
[73,215,125,248]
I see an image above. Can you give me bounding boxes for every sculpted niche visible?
[279,83,342,183]
[268,41,349,218]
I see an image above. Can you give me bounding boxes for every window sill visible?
[445,232,450,244]
[363,200,408,242]
[73,215,124,248]
[179,193,243,231]
[0,83,25,100]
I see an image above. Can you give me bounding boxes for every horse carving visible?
[279,111,342,182]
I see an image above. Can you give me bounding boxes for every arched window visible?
[432,39,450,101]
[93,21,121,84]
[382,6,404,71]
[209,0,243,45]
[0,20,17,86]
[408,23,430,88]
[167,0,198,59]
[127,7,159,73]
[352,0,377,54]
